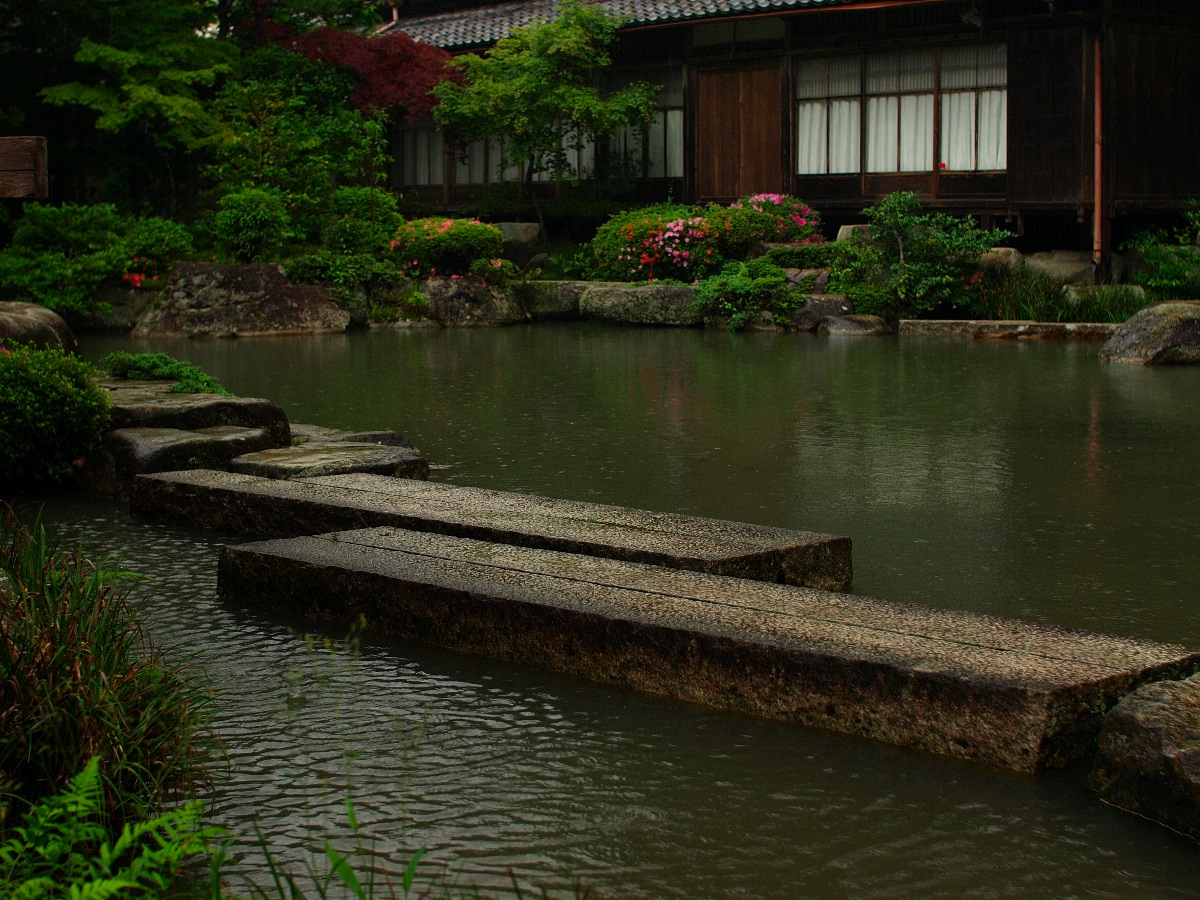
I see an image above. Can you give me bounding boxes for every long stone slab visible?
[132,469,851,590]
[218,527,1200,773]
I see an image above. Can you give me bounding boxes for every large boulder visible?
[0,301,78,351]
[789,295,853,332]
[1026,250,1126,284]
[134,263,350,338]
[420,276,531,326]
[579,283,702,326]
[511,280,587,319]
[1099,301,1200,364]
[820,314,891,335]
[1089,675,1200,841]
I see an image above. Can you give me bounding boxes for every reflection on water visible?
[34,325,1200,896]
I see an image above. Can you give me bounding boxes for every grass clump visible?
[0,344,111,488]
[0,509,215,837]
[100,351,230,395]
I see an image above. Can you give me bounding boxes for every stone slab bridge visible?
[132,469,1200,774]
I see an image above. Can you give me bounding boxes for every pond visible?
[39,323,1200,896]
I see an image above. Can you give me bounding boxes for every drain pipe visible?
[1092,31,1105,281]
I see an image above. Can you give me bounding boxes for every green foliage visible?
[765,243,842,269]
[1124,205,1200,299]
[286,251,402,292]
[694,259,805,330]
[99,351,230,395]
[0,204,192,315]
[0,345,110,486]
[432,0,658,183]
[0,757,215,899]
[215,188,293,263]
[469,257,520,286]
[590,203,722,282]
[703,206,787,261]
[323,187,402,253]
[0,510,213,834]
[389,218,503,278]
[829,191,1010,320]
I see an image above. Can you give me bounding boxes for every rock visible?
[104,379,291,447]
[230,442,430,480]
[66,283,159,334]
[495,222,542,268]
[821,314,891,335]
[836,224,872,242]
[981,247,1024,269]
[784,268,830,293]
[420,276,531,326]
[511,280,586,320]
[744,311,783,331]
[1026,250,1126,284]
[1090,675,1200,841]
[81,425,277,497]
[789,294,853,332]
[289,423,413,448]
[579,283,702,326]
[1099,301,1200,364]
[133,262,350,338]
[0,301,78,351]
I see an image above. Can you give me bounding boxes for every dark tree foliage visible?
[265,24,453,122]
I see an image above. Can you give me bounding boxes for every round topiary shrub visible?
[389,218,503,278]
[215,188,292,263]
[0,344,111,486]
[590,203,723,282]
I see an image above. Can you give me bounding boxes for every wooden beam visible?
[0,136,48,199]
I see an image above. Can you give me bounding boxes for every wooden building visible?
[384,0,1200,263]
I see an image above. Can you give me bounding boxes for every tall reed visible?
[0,506,215,836]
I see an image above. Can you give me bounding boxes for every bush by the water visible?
[590,195,823,283]
[829,191,1009,320]
[0,345,110,487]
[389,218,503,278]
[695,258,806,330]
[0,204,193,317]
[1124,203,1200,300]
[215,188,293,263]
[0,510,214,836]
[100,351,230,395]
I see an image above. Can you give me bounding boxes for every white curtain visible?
[796,100,827,174]
[456,138,486,185]
[648,112,665,178]
[977,89,1007,170]
[829,99,860,173]
[665,109,683,178]
[941,92,976,171]
[867,96,898,172]
[899,94,933,171]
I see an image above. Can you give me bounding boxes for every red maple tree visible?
[268,25,455,123]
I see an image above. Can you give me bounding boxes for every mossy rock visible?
[1100,301,1200,364]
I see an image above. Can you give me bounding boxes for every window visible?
[795,44,1007,176]
[611,69,684,179]
[399,121,444,187]
[455,136,520,186]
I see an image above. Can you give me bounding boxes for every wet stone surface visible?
[231,443,430,480]
[217,526,1200,773]
[131,469,853,591]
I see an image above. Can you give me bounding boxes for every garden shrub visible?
[1124,205,1200,299]
[728,193,823,243]
[469,256,520,286]
[389,217,503,278]
[285,250,402,295]
[0,345,110,486]
[215,188,292,263]
[0,204,192,316]
[100,351,230,395]
[322,186,403,255]
[765,242,842,270]
[590,203,722,282]
[829,191,1009,321]
[704,205,788,260]
[694,258,804,330]
[0,510,214,833]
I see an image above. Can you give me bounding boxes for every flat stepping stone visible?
[131,469,852,590]
[289,423,413,447]
[82,426,276,497]
[218,527,1200,772]
[103,379,290,447]
[230,442,429,480]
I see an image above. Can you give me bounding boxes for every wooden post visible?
[0,137,48,198]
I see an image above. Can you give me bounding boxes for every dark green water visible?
[48,324,1200,896]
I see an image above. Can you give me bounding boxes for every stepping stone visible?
[131,469,852,590]
[82,426,276,497]
[218,526,1200,773]
[289,423,413,447]
[103,379,290,447]
[230,442,429,480]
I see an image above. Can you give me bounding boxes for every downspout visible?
[1092,31,1105,281]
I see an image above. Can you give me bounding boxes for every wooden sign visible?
[0,137,48,198]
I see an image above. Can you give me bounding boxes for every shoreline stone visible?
[579,283,703,326]
[900,320,1119,341]
[0,301,78,351]
[1099,301,1200,364]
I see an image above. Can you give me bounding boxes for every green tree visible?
[432,0,657,231]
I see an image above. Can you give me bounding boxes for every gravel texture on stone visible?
[230,443,430,480]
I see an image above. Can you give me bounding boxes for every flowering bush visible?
[468,257,520,286]
[389,218,503,278]
[590,204,724,282]
[729,193,823,243]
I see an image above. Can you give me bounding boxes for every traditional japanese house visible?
[383,0,1200,268]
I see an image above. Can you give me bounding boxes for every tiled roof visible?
[380,0,869,49]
